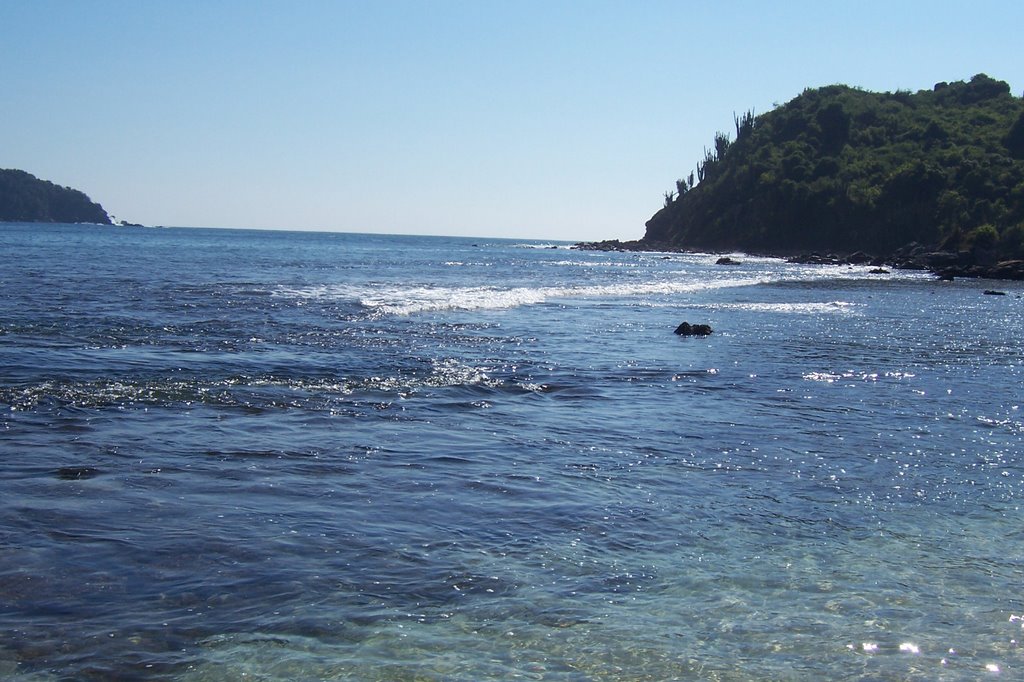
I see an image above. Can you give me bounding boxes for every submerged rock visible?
[788,253,843,265]
[983,289,1007,296]
[674,322,713,336]
[715,256,741,265]
[55,466,100,480]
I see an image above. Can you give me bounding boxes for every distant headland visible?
[0,168,112,225]
[579,74,1024,280]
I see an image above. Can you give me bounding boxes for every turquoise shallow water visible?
[1,223,1023,680]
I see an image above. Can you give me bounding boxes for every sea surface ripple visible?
[1,224,1022,680]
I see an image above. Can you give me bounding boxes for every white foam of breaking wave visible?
[274,260,911,317]
[513,242,570,249]
[274,284,347,300]
[683,301,862,315]
[353,276,767,316]
[362,285,550,316]
[544,259,641,268]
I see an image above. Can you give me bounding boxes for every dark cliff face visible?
[646,74,1024,259]
[0,168,111,224]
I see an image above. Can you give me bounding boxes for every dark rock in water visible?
[572,239,688,254]
[788,253,843,265]
[928,259,1024,281]
[573,239,629,252]
[983,289,1007,296]
[674,322,713,336]
[987,260,1024,280]
[869,267,889,274]
[55,466,100,480]
[715,256,741,265]
[922,251,964,268]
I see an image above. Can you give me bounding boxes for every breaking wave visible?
[684,301,863,315]
[276,276,769,316]
[274,260,925,318]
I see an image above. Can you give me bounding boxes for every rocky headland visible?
[0,168,111,224]
[582,74,1024,281]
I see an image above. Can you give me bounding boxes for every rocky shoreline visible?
[573,239,1024,281]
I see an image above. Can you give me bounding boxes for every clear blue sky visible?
[3,1,1022,241]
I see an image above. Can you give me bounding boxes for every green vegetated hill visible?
[0,168,111,224]
[644,74,1024,260]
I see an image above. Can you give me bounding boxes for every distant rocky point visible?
[0,168,111,224]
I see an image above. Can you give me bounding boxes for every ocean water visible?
[1,222,1022,681]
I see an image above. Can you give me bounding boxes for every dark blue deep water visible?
[1,223,1023,680]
